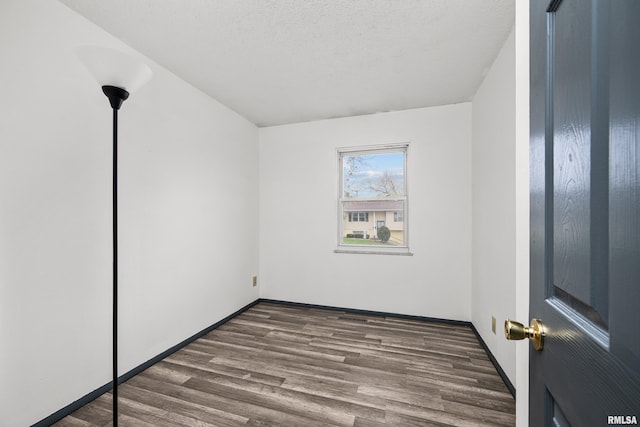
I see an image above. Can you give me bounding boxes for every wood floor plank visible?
[442,399,516,426]
[118,382,249,427]
[386,400,512,427]
[279,374,390,412]
[56,395,112,426]
[353,417,387,427]
[100,394,218,427]
[183,377,354,426]
[128,374,325,427]
[440,388,517,413]
[55,302,515,426]
[53,416,95,426]
[356,384,444,411]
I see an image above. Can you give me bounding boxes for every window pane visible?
[343,152,405,198]
[339,147,408,251]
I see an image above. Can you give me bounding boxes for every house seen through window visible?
[338,144,408,253]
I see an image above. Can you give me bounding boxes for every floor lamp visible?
[77,46,152,426]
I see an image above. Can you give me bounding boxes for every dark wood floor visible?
[54,302,515,426]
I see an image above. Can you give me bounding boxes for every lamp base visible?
[102,85,130,110]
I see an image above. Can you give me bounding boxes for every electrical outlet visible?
[252,276,257,287]
[492,316,496,334]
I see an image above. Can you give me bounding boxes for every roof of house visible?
[343,200,403,212]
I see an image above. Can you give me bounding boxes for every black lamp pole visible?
[102,84,129,427]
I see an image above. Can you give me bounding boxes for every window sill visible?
[334,248,414,256]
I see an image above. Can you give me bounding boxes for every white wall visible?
[0,1,259,426]
[514,2,530,425]
[259,104,472,320]
[471,29,517,383]
[469,10,529,420]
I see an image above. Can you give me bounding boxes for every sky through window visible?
[342,152,404,199]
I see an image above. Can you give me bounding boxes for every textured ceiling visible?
[59,0,514,127]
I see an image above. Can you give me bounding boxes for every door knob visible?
[504,318,545,350]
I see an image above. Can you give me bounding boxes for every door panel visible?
[608,0,640,376]
[551,0,609,330]
[530,0,640,426]
[552,0,592,309]
[550,391,572,427]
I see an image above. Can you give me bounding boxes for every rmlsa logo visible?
[608,415,638,425]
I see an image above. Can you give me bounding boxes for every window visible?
[337,144,410,254]
[349,212,369,222]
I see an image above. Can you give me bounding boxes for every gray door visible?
[530,0,640,425]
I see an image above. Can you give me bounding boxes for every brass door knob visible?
[504,318,545,351]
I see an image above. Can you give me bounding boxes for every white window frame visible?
[335,143,411,255]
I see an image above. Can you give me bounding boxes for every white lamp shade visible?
[76,45,152,93]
